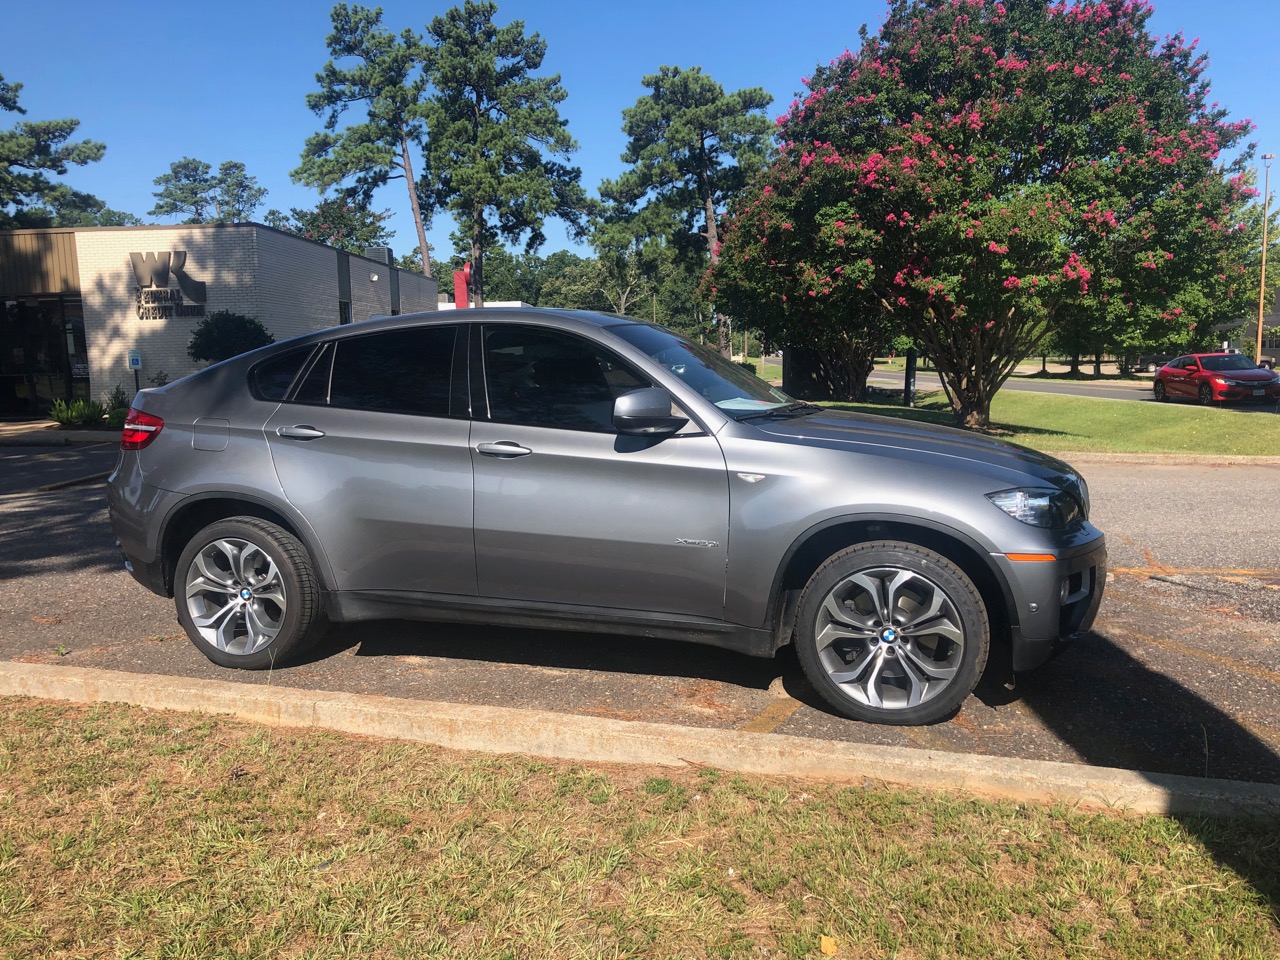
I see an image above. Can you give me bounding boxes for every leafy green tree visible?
[602,66,773,352]
[295,3,434,277]
[536,250,610,311]
[712,0,1259,426]
[188,311,275,364]
[460,246,545,304]
[0,73,108,228]
[422,0,588,305]
[264,198,393,253]
[150,158,266,223]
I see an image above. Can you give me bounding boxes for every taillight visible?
[121,408,164,450]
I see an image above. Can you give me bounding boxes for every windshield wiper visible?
[735,402,823,422]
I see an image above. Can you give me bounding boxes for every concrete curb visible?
[3,662,1277,817]
[34,472,111,492]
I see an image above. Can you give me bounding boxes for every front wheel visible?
[1153,380,1167,402]
[794,541,989,725]
[1198,383,1214,406]
[175,517,328,669]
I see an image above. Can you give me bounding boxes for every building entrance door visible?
[0,297,87,415]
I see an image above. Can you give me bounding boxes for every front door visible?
[470,323,730,619]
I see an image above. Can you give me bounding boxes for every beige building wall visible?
[73,224,438,401]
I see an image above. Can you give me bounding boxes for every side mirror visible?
[613,387,689,436]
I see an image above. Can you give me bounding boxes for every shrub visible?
[49,398,107,427]
[104,383,131,412]
[188,311,275,364]
[106,407,128,428]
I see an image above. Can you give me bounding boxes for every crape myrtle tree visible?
[711,152,893,399]
[296,4,435,277]
[602,66,773,355]
[422,0,588,306]
[711,0,1259,426]
[150,158,267,223]
[0,73,111,228]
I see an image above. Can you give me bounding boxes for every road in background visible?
[867,367,1157,402]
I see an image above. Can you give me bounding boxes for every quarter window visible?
[482,325,648,432]
[251,346,315,401]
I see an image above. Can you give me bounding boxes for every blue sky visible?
[6,0,1278,262]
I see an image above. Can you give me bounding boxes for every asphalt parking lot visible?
[1,443,1277,785]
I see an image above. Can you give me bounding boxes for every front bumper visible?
[1216,383,1280,402]
[999,536,1108,672]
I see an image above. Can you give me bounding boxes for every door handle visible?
[476,441,532,458]
[276,425,326,440]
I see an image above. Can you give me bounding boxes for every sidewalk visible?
[0,419,115,446]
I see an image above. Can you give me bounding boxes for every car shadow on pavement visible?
[301,618,785,692]
[984,628,1280,917]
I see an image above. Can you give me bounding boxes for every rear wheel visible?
[1198,383,1214,406]
[175,517,327,669]
[794,541,989,725]
[1153,380,1167,402]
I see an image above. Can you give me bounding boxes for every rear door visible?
[469,322,730,619]
[265,324,476,596]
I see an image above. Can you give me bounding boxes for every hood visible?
[752,407,1084,491]
[1214,369,1277,383]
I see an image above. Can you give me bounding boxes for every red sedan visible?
[1153,353,1280,405]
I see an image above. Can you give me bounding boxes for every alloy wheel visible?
[812,565,966,711]
[183,537,287,656]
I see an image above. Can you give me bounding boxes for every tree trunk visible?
[1092,352,1103,376]
[470,218,484,308]
[400,135,432,279]
[1069,352,1081,377]
[782,339,874,401]
[950,389,993,429]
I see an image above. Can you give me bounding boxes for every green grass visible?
[2,698,1278,959]
[825,391,1280,456]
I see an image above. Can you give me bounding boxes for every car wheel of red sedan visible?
[1198,383,1214,405]
[1153,380,1167,402]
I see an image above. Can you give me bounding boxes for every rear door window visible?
[293,326,460,417]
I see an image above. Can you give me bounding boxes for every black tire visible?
[1153,380,1167,402]
[1146,362,1158,373]
[1198,383,1214,406]
[794,541,989,725]
[174,516,327,669]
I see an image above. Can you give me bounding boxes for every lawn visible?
[823,391,1280,456]
[2,698,1278,959]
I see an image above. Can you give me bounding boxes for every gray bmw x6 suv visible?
[109,308,1105,725]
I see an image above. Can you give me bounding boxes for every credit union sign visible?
[129,251,207,320]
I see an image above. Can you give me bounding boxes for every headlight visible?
[986,487,1083,528]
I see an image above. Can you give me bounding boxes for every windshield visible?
[1200,355,1263,372]
[608,323,797,414]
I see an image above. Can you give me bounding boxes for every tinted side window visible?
[483,325,648,432]
[317,326,458,416]
[250,347,314,401]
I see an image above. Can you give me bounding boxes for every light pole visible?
[1257,153,1275,364]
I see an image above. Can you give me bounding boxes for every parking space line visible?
[1111,566,1280,578]
[737,698,803,733]
[1124,632,1280,687]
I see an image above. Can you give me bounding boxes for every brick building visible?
[0,223,438,415]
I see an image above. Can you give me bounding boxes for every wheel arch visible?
[157,494,329,598]
[765,516,1016,676]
